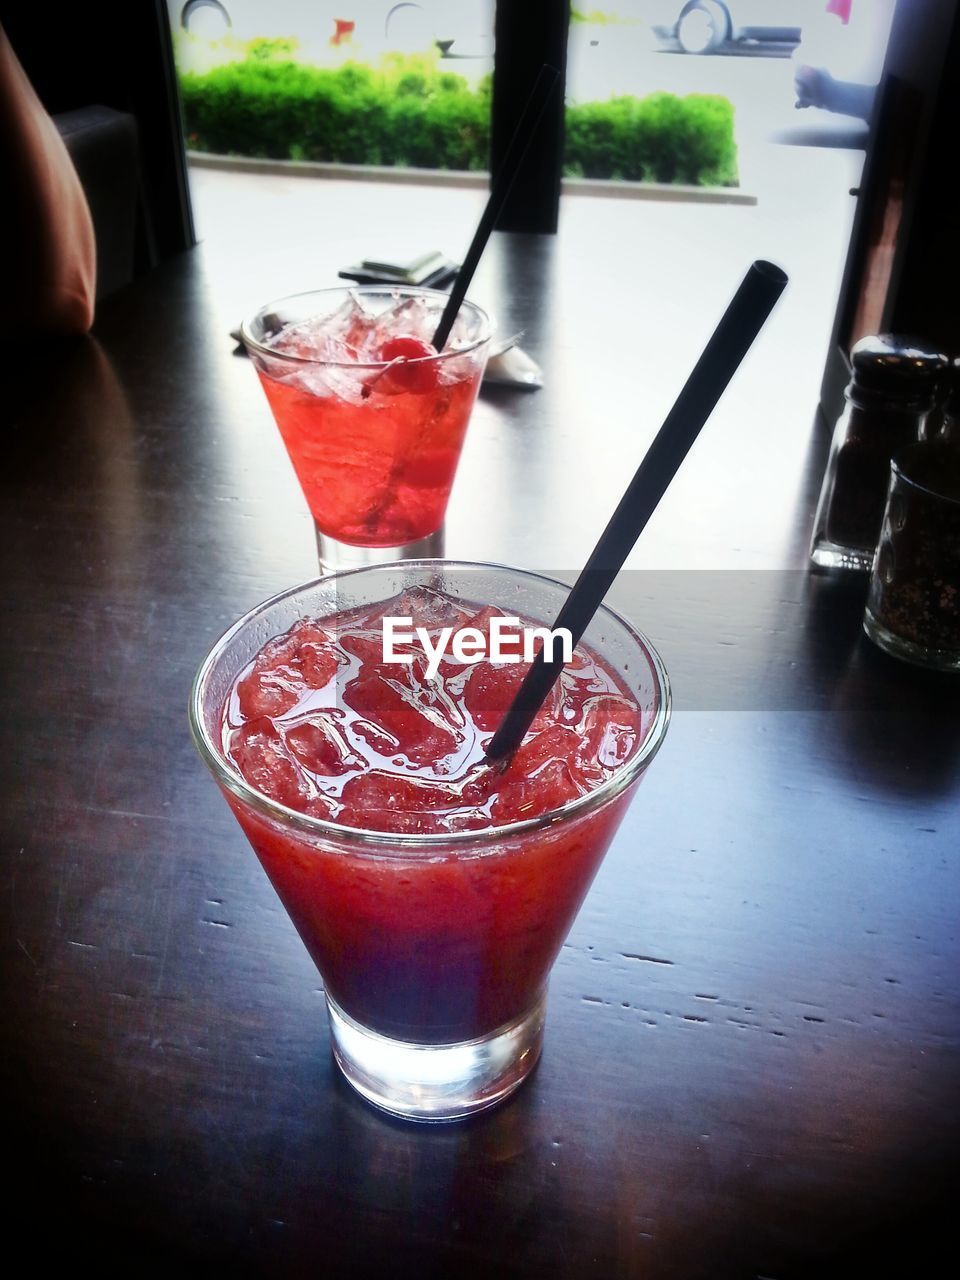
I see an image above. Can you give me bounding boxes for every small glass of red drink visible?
[240,288,491,571]
[190,562,670,1120]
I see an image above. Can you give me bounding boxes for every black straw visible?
[485,259,788,761]
[431,64,560,352]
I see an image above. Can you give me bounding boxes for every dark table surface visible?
[2,226,958,1278]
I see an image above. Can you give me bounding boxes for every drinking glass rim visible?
[189,560,672,856]
[239,285,493,370]
[892,444,960,508]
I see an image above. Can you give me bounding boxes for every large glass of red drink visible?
[190,562,670,1120]
[240,288,491,570]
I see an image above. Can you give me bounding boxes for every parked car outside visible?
[171,0,492,64]
[649,1,816,55]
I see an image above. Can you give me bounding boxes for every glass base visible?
[326,992,546,1122]
[863,608,960,672]
[809,539,874,573]
[316,525,444,575]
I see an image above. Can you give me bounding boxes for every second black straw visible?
[485,259,788,761]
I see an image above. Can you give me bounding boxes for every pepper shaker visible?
[864,440,960,671]
[809,334,948,572]
[931,356,960,443]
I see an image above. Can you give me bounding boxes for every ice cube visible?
[315,363,368,405]
[268,295,374,359]
[574,695,642,780]
[264,620,340,688]
[338,629,389,671]
[350,718,401,756]
[338,770,466,834]
[371,294,442,346]
[503,725,582,782]
[297,637,339,690]
[463,657,559,734]
[304,794,339,822]
[445,308,475,349]
[341,770,461,811]
[284,715,361,777]
[492,759,581,824]
[228,719,312,811]
[235,621,342,719]
[337,806,433,835]
[345,667,463,765]
[281,360,366,404]
[437,810,493,833]
[236,663,302,720]
[458,605,508,641]
[377,586,473,635]
[455,761,499,808]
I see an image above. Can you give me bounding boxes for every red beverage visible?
[221,590,646,1042]
[191,564,670,1118]
[241,288,490,549]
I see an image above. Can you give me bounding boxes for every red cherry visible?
[376,334,439,392]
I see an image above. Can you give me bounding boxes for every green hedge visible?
[179,55,738,186]
[564,92,737,185]
[180,55,491,170]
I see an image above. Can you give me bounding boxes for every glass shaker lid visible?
[850,334,948,403]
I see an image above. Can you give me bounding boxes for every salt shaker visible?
[809,334,948,572]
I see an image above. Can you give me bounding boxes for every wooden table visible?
[2,229,958,1277]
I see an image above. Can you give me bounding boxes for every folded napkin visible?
[483,343,543,389]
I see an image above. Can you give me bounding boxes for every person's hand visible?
[794,64,831,110]
[794,60,876,122]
